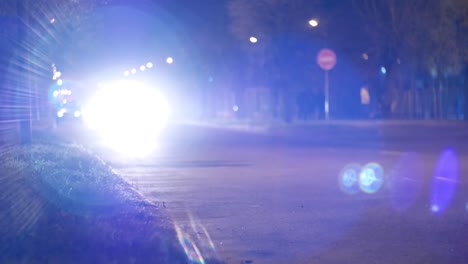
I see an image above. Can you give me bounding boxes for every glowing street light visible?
[82,80,170,157]
[53,71,62,80]
[308,19,319,27]
[249,36,258,43]
[146,62,153,68]
[166,57,174,64]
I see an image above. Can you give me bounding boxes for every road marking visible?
[379,150,404,156]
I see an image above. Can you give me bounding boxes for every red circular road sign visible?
[317,49,337,71]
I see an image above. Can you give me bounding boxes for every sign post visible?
[317,49,337,120]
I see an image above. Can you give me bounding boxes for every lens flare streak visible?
[175,224,205,264]
[430,148,459,214]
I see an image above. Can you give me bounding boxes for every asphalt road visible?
[63,121,468,264]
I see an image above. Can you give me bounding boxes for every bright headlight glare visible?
[83,80,170,156]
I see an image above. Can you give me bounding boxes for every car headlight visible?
[82,80,170,157]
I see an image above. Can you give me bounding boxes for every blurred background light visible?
[57,108,66,118]
[140,65,146,71]
[82,80,170,157]
[146,62,153,68]
[308,19,318,27]
[57,79,63,86]
[249,36,258,43]
[53,71,61,80]
[359,163,384,194]
[166,57,174,64]
[131,68,137,74]
[339,163,361,194]
[430,148,459,214]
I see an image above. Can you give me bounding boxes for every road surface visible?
[63,121,468,264]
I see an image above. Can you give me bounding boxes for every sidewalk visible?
[184,118,468,133]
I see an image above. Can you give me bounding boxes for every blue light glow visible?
[430,148,459,214]
[380,67,386,74]
[359,163,384,194]
[339,164,361,194]
[82,80,170,157]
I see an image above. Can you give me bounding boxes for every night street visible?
[1,0,467,262]
[62,121,468,264]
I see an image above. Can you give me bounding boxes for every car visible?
[56,101,82,123]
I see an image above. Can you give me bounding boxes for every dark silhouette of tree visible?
[354,0,467,117]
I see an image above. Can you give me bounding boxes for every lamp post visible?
[313,17,335,120]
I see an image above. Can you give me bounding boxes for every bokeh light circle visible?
[359,163,384,194]
[339,163,361,194]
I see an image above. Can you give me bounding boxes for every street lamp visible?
[249,36,258,43]
[308,19,319,27]
[53,71,61,80]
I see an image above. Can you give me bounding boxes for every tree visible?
[228,0,321,119]
[353,0,468,117]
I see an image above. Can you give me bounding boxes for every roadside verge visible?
[0,131,188,263]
